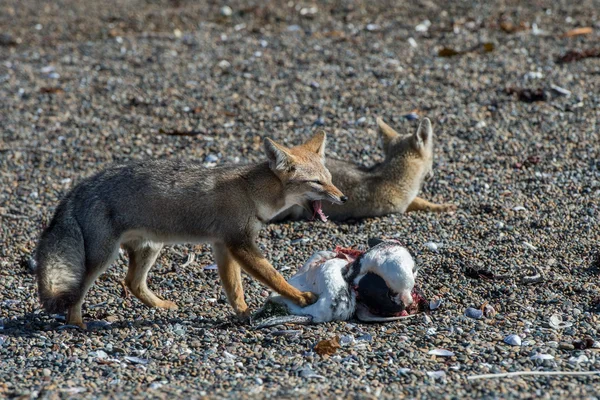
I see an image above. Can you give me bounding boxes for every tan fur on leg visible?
[407,197,457,213]
[213,242,249,318]
[125,243,177,310]
[228,242,317,307]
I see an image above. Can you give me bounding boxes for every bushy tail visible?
[36,206,86,314]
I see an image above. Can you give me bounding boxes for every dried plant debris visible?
[572,336,597,350]
[556,48,600,64]
[438,42,494,57]
[158,128,205,137]
[40,87,64,94]
[464,266,507,280]
[505,87,548,103]
[498,17,529,34]
[562,27,593,37]
[314,336,341,356]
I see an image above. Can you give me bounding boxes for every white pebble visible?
[220,6,233,17]
[415,20,431,32]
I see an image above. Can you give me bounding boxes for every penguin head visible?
[352,240,418,317]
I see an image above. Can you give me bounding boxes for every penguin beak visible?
[399,292,414,307]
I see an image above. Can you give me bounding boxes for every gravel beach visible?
[1,0,600,398]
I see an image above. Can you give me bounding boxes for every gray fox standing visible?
[35,131,347,328]
[273,118,456,221]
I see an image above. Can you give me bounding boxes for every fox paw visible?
[438,203,458,213]
[158,300,179,310]
[298,291,318,307]
[235,308,252,322]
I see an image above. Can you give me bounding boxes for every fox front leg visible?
[227,242,318,307]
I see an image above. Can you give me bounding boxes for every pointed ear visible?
[302,130,326,159]
[264,138,295,171]
[413,118,432,150]
[376,117,399,153]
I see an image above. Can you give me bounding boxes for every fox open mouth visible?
[310,200,328,222]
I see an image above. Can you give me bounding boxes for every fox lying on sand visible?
[35,132,346,328]
[273,118,456,222]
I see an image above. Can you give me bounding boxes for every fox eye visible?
[310,180,323,185]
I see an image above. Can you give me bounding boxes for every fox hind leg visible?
[406,197,457,213]
[66,245,121,329]
[124,242,177,310]
[213,242,249,319]
[66,265,109,329]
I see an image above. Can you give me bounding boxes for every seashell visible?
[428,349,455,357]
[86,320,111,330]
[398,368,411,375]
[404,112,419,121]
[203,264,218,270]
[426,371,446,379]
[426,328,437,336]
[89,350,108,359]
[339,335,355,346]
[299,366,326,380]
[424,242,440,252]
[465,307,483,319]
[522,241,537,251]
[513,206,527,212]
[530,353,554,361]
[356,334,373,342]
[483,304,496,317]
[504,334,522,346]
[521,266,543,284]
[548,314,573,330]
[272,330,301,338]
[291,238,311,245]
[124,356,149,365]
[568,355,589,364]
[550,84,571,97]
[429,299,443,310]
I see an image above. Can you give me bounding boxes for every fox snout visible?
[324,184,347,204]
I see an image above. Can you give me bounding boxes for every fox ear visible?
[264,138,295,171]
[303,130,326,159]
[376,117,399,154]
[413,117,432,150]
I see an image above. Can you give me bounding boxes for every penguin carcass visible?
[253,240,430,328]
